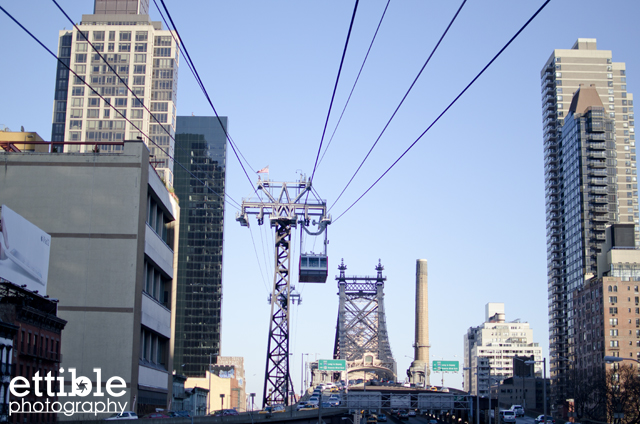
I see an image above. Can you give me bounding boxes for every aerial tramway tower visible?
[236,176,331,407]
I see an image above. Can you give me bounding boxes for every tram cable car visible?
[298,217,329,283]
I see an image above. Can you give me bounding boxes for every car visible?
[398,410,409,420]
[321,402,332,408]
[367,414,378,423]
[296,401,309,411]
[299,404,319,411]
[391,408,399,414]
[438,387,450,393]
[168,411,191,418]
[510,405,524,417]
[535,415,555,424]
[378,414,388,422]
[141,412,169,419]
[220,409,239,416]
[408,410,417,417]
[308,396,320,406]
[500,410,516,423]
[259,405,285,414]
[429,420,439,424]
[104,411,138,420]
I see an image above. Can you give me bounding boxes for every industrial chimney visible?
[408,259,430,386]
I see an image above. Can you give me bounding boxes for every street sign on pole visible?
[318,359,347,371]
[432,360,459,372]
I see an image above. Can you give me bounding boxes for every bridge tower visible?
[333,260,396,380]
[237,177,331,407]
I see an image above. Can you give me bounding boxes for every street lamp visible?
[463,364,480,424]
[301,353,309,396]
[250,393,256,424]
[525,358,547,423]
[220,393,225,413]
[604,355,640,364]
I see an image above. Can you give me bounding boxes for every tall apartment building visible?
[463,303,542,396]
[0,141,179,419]
[51,0,179,183]
[173,116,227,377]
[541,39,636,411]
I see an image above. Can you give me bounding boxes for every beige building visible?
[51,0,179,185]
[184,356,246,414]
[0,140,179,419]
[0,127,48,152]
[463,303,543,396]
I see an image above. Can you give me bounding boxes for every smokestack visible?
[408,259,430,385]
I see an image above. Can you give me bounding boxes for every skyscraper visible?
[51,0,178,183]
[173,116,227,376]
[541,39,636,413]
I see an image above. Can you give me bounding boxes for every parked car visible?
[510,405,524,417]
[104,411,138,420]
[535,415,555,424]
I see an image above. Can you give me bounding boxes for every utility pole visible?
[237,177,330,407]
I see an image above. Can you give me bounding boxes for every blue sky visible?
[2,0,640,405]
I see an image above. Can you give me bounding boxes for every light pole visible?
[250,393,256,424]
[463,364,480,424]
[220,393,225,413]
[525,358,547,423]
[301,353,309,397]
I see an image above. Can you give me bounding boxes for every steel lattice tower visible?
[333,260,396,379]
[237,177,330,407]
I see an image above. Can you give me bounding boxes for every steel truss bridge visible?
[332,260,396,380]
[344,392,470,412]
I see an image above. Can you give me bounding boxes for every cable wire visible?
[249,225,271,294]
[0,3,240,211]
[333,0,552,223]
[317,0,391,168]
[330,0,467,212]
[309,0,360,185]
[157,0,262,201]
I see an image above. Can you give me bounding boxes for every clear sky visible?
[2,0,640,406]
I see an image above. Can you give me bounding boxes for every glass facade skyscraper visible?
[173,116,227,376]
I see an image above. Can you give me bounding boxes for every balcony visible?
[588,141,606,150]
[588,160,607,168]
[587,151,607,159]
[588,168,608,177]
[589,177,608,185]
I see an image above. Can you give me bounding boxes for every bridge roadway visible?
[76,389,471,424]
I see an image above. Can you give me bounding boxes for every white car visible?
[500,410,516,423]
[308,396,320,406]
[104,411,138,420]
[510,405,524,417]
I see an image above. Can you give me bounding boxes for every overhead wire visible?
[309,0,360,185]
[248,225,271,294]
[156,0,262,201]
[151,0,258,180]
[333,0,552,223]
[330,0,467,212]
[317,0,391,168]
[0,3,242,212]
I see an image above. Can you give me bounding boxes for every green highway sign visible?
[432,360,459,372]
[318,359,347,371]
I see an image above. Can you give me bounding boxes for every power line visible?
[330,0,467,212]
[156,0,262,201]
[0,3,240,211]
[333,0,552,223]
[309,0,360,185]
[317,0,391,168]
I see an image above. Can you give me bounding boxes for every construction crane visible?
[236,176,331,407]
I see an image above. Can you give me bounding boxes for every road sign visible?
[318,359,347,371]
[432,360,459,372]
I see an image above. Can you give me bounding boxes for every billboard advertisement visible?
[0,205,50,294]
